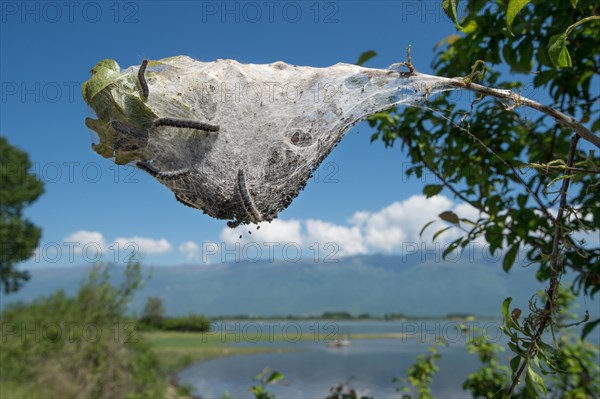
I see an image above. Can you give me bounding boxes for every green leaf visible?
[442,0,462,28]
[419,220,437,238]
[507,342,523,355]
[570,0,579,7]
[506,0,531,35]
[356,50,377,66]
[423,184,444,198]
[581,318,600,340]
[433,226,452,241]
[459,19,477,34]
[502,297,513,321]
[548,33,572,68]
[503,244,519,272]
[266,371,283,385]
[510,355,522,373]
[527,366,547,396]
[439,211,460,225]
[525,370,540,399]
[443,239,461,258]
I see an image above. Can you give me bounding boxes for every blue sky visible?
[2,1,595,268]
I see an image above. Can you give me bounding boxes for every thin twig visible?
[399,137,484,213]
[422,105,559,227]
[506,134,580,397]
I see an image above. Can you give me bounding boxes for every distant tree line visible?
[139,296,210,333]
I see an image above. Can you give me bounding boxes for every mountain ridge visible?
[2,254,593,319]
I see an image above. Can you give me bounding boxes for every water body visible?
[178,320,504,399]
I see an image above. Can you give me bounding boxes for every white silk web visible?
[83,56,455,226]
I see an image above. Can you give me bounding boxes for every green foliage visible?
[141,296,166,327]
[0,262,165,398]
[442,0,461,29]
[368,0,600,297]
[499,286,600,397]
[0,136,44,293]
[547,16,600,67]
[506,0,532,35]
[321,311,354,319]
[549,334,600,398]
[159,314,211,332]
[462,329,511,398]
[365,1,599,396]
[138,296,210,332]
[395,344,443,399]
[249,368,283,399]
[355,50,377,66]
[548,33,573,68]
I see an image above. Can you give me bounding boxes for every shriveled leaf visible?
[511,308,522,320]
[507,0,532,35]
[356,50,377,66]
[439,210,460,225]
[548,33,572,68]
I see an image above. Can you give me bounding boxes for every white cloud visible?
[305,219,367,257]
[63,196,485,264]
[220,219,303,244]
[355,195,456,252]
[453,202,482,222]
[215,194,481,259]
[113,236,172,255]
[179,241,200,260]
[63,230,107,253]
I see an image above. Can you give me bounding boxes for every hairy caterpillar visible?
[138,59,149,98]
[154,118,219,132]
[136,161,191,181]
[237,169,262,223]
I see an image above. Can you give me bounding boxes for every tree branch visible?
[506,134,580,397]
[410,72,600,149]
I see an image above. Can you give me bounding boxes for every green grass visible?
[145,331,286,373]
[145,330,415,373]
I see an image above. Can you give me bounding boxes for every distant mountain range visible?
[2,254,595,319]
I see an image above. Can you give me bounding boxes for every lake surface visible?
[178,320,505,398]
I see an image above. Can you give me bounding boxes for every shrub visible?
[0,263,165,399]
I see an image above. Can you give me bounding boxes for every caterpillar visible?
[154,118,220,132]
[136,161,191,181]
[138,59,149,99]
[237,169,262,223]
